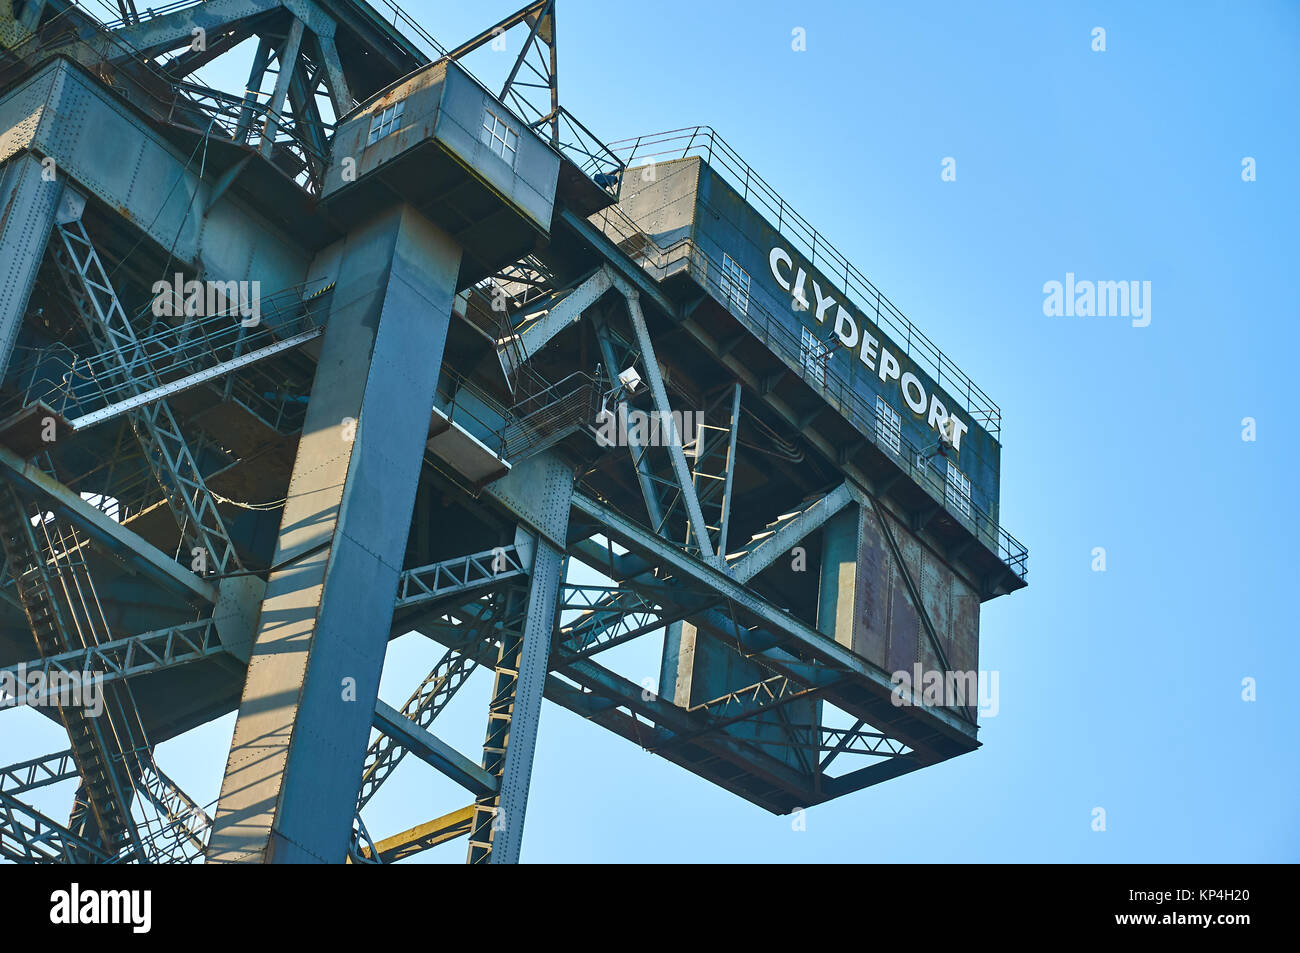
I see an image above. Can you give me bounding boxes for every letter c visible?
[769,247,793,291]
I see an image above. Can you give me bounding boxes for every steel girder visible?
[728,482,853,583]
[0,749,78,797]
[357,805,474,864]
[0,444,216,607]
[395,545,527,610]
[372,701,497,799]
[623,289,715,562]
[0,620,223,699]
[502,266,614,377]
[358,594,508,811]
[467,536,566,863]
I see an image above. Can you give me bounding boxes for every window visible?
[875,396,901,455]
[801,326,828,388]
[367,100,405,146]
[719,253,750,314]
[481,108,520,167]
[946,462,972,518]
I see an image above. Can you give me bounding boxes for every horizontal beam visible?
[396,545,527,610]
[0,619,223,702]
[0,749,77,796]
[372,700,497,798]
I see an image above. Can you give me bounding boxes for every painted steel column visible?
[206,205,462,864]
[0,154,61,380]
[467,456,571,864]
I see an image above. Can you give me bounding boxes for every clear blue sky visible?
[7,0,1297,863]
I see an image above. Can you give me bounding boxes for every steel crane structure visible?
[0,0,1027,864]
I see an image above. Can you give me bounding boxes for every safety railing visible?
[607,127,1002,434]
[8,281,331,428]
[436,365,602,465]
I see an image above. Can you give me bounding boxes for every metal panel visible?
[17,59,311,288]
[0,153,61,380]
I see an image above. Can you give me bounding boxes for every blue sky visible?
[7,0,1298,863]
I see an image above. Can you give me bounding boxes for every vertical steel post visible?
[207,205,462,863]
[468,457,571,863]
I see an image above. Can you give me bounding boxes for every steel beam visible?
[572,491,975,742]
[622,289,714,560]
[67,328,324,431]
[507,266,612,370]
[372,701,497,798]
[0,790,114,864]
[207,205,462,864]
[0,620,222,700]
[0,444,216,606]
[359,805,474,864]
[0,750,78,797]
[260,17,305,156]
[595,317,665,530]
[716,382,742,558]
[731,483,852,584]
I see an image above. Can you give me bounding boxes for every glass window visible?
[481,108,520,167]
[801,326,828,388]
[875,396,901,455]
[946,462,972,517]
[367,100,406,146]
[719,253,751,314]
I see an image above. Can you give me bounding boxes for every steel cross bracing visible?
[0,480,217,864]
[50,210,242,577]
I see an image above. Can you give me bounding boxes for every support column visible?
[206,205,462,864]
[0,154,62,380]
[468,455,571,864]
